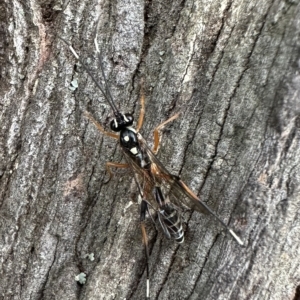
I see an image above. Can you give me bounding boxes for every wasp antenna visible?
[94,34,119,114]
[58,36,119,115]
[94,34,100,53]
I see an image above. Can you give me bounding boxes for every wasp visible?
[59,36,243,299]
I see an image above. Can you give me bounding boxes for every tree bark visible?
[1,0,300,299]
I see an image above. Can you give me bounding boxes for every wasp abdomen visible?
[159,204,184,243]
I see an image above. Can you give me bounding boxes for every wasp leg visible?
[84,111,119,139]
[136,82,145,133]
[140,200,150,300]
[104,162,129,184]
[152,113,180,154]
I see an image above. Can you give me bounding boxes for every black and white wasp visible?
[59,36,243,299]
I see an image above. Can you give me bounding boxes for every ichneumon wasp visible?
[59,35,243,299]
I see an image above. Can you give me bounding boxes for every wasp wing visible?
[135,133,211,214]
[136,134,244,246]
[118,133,205,213]
[119,142,161,210]
[118,133,243,245]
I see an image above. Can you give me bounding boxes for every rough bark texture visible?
[1,0,300,299]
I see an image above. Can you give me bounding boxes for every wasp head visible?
[110,113,134,132]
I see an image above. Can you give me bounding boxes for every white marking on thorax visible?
[123,114,129,122]
[114,119,118,128]
[124,135,130,142]
[127,126,136,133]
[130,147,138,155]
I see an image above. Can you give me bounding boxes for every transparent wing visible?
[119,138,199,212]
[136,133,209,214]
[119,133,243,246]
[120,145,161,211]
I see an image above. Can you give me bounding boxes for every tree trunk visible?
[1,0,300,299]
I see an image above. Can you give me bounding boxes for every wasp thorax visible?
[110,113,134,132]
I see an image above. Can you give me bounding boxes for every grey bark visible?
[1,0,300,299]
